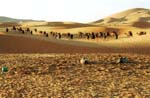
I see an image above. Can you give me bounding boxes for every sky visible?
[0,0,149,23]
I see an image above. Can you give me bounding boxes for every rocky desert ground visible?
[0,54,150,98]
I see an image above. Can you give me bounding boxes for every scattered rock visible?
[1,66,8,73]
[80,57,89,64]
[0,54,149,97]
[117,57,129,63]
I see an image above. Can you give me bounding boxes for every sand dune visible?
[21,22,48,27]
[0,22,21,27]
[0,34,150,54]
[92,8,150,28]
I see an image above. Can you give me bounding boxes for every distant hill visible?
[92,8,150,28]
[0,16,43,23]
[45,22,95,29]
[0,16,94,28]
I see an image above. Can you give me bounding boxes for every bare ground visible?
[0,54,150,98]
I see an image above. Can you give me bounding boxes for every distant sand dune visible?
[92,8,150,27]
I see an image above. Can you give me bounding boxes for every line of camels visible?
[6,26,147,41]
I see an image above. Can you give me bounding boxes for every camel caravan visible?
[5,26,148,41]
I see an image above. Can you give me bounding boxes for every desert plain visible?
[0,8,150,98]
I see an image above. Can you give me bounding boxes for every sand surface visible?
[0,54,150,98]
[0,34,150,54]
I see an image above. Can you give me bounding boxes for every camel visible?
[6,28,9,32]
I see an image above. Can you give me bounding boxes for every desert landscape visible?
[0,6,150,98]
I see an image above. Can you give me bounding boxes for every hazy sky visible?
[0,0,149,23]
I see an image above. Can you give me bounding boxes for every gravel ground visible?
[0,54,150,98]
